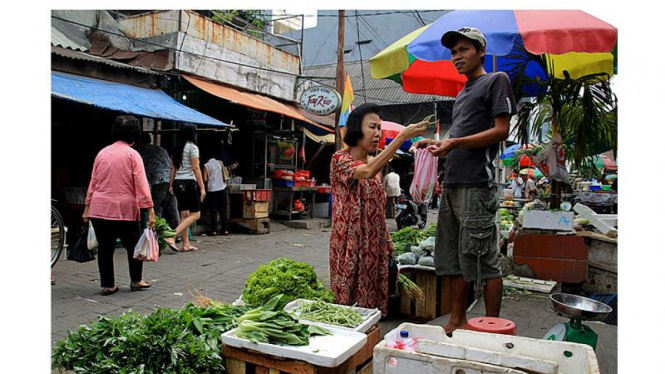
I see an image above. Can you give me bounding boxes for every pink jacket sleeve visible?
[132,152,154,209]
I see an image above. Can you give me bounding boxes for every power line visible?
[355,11,367,105]
[413,10,427,26]
[357,15,389,49]
[51,15,332,81]
[248,10,447,18]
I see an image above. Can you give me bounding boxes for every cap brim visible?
[440,31,464,49]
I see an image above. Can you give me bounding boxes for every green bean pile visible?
[296,300,365,328]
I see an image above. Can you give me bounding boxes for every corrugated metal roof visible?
[52,46,154,74]
[304,60,455,107]
[52,17,90,51]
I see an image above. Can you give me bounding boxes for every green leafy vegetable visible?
[52,303,250,374]
[242,258,334,307]
[154,217,177,252]
[391,224,438,259]
[236,295,331,345]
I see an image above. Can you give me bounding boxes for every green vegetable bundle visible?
[398,273,425,301]
[52,302,250,374]
[154,217,177,251]
[295,300,364,328]
[242,258,334,307]
[236,295,331,345]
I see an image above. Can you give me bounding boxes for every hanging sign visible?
[299,85,342,115]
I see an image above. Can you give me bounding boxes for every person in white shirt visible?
[383,168,401,218]
[510,173,524,198]
[203,157,228,236]
[521,171,538,201]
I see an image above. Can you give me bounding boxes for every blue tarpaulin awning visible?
[51,72,229,127]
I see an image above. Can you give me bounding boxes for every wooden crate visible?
[224,325,379,374]
[230,217,271,235]
[243,201,270,219]
[399,268,451,322]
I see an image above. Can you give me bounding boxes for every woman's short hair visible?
[112,115,141,143]
[343,103,382,147]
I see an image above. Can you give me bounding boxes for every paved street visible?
[51,212,616,374]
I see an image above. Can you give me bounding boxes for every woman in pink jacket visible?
[82,115,155,296]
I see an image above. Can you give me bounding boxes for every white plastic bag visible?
[397,252,419,265]
[533,133,569,182]
[409,148,438,204]
[87,221,99,251]
[418,236,436,253]
[133,228,159,262]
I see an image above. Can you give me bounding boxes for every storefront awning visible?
[183,75,328,130]
[51,72,229,127]
[297,125,335,144]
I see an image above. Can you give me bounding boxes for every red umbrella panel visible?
[378,121,424,152]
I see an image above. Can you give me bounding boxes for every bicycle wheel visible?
[51,205,66,267]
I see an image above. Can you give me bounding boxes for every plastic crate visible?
[242,189,272,202]
[272,179,294,187]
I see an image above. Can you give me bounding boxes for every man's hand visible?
[200,190,206,202]
[428,139,459,157]
[413,138,439,149]
[388,241,395,257]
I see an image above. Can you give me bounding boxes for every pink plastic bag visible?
[133,228,159,262]
[409,148,438,204]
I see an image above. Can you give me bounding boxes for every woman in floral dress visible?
[330,103,427,316]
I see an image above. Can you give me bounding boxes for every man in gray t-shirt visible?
[415,27,516,335]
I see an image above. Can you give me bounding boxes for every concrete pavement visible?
[51,212,616,374]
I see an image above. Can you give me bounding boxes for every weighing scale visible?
[543,293,612,350]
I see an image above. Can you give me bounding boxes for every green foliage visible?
[212,10,270,30]
[52,303,250,374]
[242,258,334,307]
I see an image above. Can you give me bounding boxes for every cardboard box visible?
[243,201,269,219]
[522,210,574,231]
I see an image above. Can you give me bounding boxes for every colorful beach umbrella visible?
[501,144,538,167]
[520,168,544,179]
[369,10,617,97]
[378,121,424,152]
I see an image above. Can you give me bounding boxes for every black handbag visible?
[388,256,399,297]
[67,223,96,263]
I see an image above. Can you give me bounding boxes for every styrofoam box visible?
[222,325,367,367]
[373,323,600,374]
[283,299,381,333]
[522,210,574,231]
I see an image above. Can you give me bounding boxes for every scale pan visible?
[550,293,613,321]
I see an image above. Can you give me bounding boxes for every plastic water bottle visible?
[399,331,416,352]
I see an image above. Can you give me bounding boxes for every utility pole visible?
[334,10,345,150]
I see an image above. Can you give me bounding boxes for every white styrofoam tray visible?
[221,325,367,367]
[283,299,381,333]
